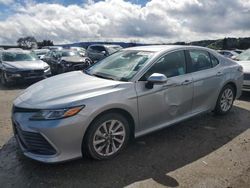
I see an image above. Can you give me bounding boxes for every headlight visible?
[4,67,18,73]
[44,66,50,70]
[30,105,85,120]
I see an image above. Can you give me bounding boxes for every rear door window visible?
[209,53,219,67]
[188,50,212,72]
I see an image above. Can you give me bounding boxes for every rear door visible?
[186,49,223,113]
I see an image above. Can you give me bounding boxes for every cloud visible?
[0,0,14,5]
[0,0,249,44]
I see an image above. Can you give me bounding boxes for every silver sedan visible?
[12,45,243,163]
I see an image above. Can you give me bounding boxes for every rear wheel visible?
[83,113,130,160]
[214,84,235,115]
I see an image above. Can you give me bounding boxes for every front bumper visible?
[242,80,250,92]
[5,69,51,82]
[12,109,89,163]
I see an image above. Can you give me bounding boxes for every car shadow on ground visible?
[0,105,250,188]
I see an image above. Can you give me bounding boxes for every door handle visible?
[162,83,177,88]
[181,80,193,85]
[216,72,223,76]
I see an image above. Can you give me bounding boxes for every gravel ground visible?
[0,83,249,188]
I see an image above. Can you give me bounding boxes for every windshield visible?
[2,52,39,61]
[86,50,154,81]
[235,49,250,61]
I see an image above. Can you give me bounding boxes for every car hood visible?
[14,71,124,109]
[236,61,250,73]
[61,56,85,63]
[3,60,48,70]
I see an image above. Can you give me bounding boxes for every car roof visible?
[3,49,30,53]
[89,44,121,47]
[126,45,197,52]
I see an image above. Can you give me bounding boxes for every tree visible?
[222,38,228,50]
[37,40,54,48]
[17,36,37,49]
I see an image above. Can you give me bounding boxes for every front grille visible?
[243,85,250,89]
[244,73,250,80]
[20,70,44,77]
[14,122,56,155]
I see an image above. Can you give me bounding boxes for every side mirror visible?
[146,73,167,89]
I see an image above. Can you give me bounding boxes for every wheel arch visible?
[223,81,237,99]
[82,108,136,149]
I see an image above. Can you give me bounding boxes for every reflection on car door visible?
[135,50,194,136]
[187,49,223,113]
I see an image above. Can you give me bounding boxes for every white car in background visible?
[234,49,250,91]
[0,50,51,86]
[32,49,50,60]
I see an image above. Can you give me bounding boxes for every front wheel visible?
[1,71,9,86]
[214,84,235,115]
[83,113,130,160]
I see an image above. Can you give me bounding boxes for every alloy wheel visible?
[92,120,126,157]
[220,88,234,112]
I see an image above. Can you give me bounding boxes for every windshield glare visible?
[107,46,122,54]
[2,52,39,62]
[87,50,154,81]
[236,49,250,61]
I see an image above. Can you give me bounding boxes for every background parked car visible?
[0,50,51,86]
[42,46,63,50]
[218,50,238,59]
[234,49,244,54]
[86,44,123,62]
[234,49,250,91]
[70,47,86,56]
[32,49,50,60]
[42,49,92,74]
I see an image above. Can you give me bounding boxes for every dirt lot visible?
[0,83,250,188]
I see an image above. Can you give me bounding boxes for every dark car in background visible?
[70,47,86,57]
[42,49,92,74]
[0,50,51,86]
[86,44,122,62]
[217,50,238,59]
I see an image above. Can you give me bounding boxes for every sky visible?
[0,0,249,45]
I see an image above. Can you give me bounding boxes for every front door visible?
[135,50,194,135]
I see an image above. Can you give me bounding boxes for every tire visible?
[1,71,9,86]
[84,58,93,69]
[83,113,130,160]
[214,84,235,115]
